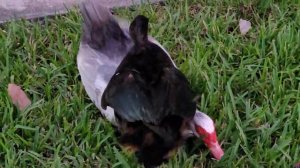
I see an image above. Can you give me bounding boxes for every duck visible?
[77,0,224,167]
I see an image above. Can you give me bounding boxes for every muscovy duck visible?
[77,1,224,167]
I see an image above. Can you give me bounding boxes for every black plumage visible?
[101,15,196,167]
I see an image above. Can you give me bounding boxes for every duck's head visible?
[188,111,224,160]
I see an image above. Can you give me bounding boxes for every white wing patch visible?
[102,106,116,124]
[77,44,118,125]
[94,75,107,91]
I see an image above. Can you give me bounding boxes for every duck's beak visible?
[192,111,224,160]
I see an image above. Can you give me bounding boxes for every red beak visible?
[193,111,224,160]
[195,125,224,160]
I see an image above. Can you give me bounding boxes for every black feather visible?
[101,15,196,167]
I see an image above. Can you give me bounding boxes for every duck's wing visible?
[77,0,133,123]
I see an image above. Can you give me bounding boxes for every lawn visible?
[0,0,300,167]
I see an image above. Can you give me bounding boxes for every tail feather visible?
[80,0,129,49]
[80,0,111,27]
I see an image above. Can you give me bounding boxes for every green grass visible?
[1,0,300,167]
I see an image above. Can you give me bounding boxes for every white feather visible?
[77,44,122,124]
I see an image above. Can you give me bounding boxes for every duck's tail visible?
[80,0,129,49]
